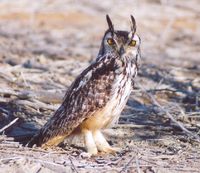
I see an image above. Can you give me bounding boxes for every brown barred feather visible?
[28,54,119,147]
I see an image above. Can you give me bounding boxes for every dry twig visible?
[135,156,141,173]
[137,83,200,142]
[119,155,135,173]
[0,118,19,133]
[69,157,79,173]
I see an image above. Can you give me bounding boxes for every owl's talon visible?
[110,147,121,153]
[99,146,121,154]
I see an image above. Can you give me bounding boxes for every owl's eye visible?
[107,38,115,45]
[129,40,136,47]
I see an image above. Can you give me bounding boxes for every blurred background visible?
[0,0,199,66]
[0,0,199,172]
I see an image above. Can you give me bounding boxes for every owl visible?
[27,15,141,155]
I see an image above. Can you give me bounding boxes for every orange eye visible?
[107,38,115,45]
[129,40,136,47]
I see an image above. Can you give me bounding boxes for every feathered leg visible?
[82,129,98,155]
[92,130,120,154]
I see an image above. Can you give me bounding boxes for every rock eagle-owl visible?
[28,15,141,155]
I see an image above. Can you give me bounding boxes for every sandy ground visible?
[0,0,200,172]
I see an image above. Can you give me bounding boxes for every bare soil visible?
[0,0,200,172]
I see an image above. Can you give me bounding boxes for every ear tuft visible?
[106,14,114,33]
[130,15,136,34]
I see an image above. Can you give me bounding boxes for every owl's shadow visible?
[0,101,44,145]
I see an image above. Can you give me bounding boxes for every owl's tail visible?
[27,126,74,148]
[26,131,44,147]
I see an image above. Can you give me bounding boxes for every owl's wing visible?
[27,54,117,147]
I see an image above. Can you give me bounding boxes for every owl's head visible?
[98,15,141,61]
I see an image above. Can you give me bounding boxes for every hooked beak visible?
[119,46,125,55]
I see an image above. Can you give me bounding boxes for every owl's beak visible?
[119,46,125,55]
